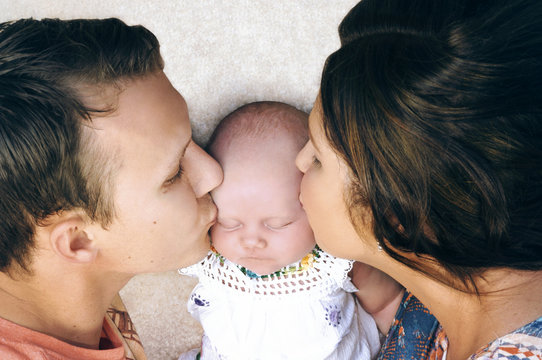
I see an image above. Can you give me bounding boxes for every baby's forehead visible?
[217,137,302,180]
[214,165,303,215]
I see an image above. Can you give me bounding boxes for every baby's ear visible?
[48,213,98,264]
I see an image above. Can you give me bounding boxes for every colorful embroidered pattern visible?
[325,304,342,327]
[211,245,321,279]
[469,317,542,360]
[191,293,210,307]
[378,291,445,360]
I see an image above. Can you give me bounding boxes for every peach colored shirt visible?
[0,316,125,360]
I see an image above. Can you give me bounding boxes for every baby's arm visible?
[349,261,404,335]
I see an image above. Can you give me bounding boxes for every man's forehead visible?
[76,82,123,116]
[81,73,191,168]
[89,74,186,129]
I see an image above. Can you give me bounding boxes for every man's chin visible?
[194,234,212,260]
[175,234,212,270]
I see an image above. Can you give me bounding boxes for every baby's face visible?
[210,144,315,276]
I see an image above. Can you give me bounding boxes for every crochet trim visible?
[211,245,322,279]
[178,245,356,298]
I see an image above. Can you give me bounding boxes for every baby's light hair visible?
[208,101,308,157]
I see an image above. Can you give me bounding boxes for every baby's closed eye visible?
[217,219,242,231]
[264,219,293,230]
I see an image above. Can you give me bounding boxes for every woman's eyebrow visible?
[308,126,321,153]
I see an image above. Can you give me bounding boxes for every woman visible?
[296,0,542,359]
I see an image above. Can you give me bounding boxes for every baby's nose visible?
[241,236,266,249]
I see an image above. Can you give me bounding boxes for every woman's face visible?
[295,98,379,261]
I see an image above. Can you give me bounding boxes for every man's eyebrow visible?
[168,139,190,171]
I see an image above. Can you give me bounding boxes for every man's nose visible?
[185,141,224,198]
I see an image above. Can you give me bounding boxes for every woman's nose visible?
[295,141,311,173]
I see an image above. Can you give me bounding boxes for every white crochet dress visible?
[178,247,380,360]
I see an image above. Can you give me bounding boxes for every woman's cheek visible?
[300,177,322,232]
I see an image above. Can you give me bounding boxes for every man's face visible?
[89,72,223,275]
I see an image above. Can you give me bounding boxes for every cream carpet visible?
[1,1,360,358]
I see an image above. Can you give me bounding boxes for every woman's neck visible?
[380,257,542,360]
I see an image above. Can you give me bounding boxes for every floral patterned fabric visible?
[469,316,542,360]
[378,292,542,360]
[377,291,446,360]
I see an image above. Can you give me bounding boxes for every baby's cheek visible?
[210,228,232,255]
[210,226,222,245]
[295,221,317,247]
[283,225,316,259]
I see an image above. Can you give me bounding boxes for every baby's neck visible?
[214,245,320,280]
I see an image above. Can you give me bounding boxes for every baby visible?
[179,102,381,359]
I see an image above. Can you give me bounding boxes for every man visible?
[0,18,222,359]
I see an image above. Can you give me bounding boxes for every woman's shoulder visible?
[468,316,542,360]
[378,291,445,360]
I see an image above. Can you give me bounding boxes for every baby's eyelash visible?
[217,222,242,231]
[265,221,293,230]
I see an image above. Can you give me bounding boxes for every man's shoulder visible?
[0,316,34,359]
[0,316,58,360]
[0,316,127,360]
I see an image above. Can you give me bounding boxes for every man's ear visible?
[49,214,98,264]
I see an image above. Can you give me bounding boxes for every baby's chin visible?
[237,258,285,277]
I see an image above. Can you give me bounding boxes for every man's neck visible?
[0,267,130,349]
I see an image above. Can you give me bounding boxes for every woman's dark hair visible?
[320,0,542,291]
[0,18,164,272]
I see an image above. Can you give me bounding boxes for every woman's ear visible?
[49,215,98,264]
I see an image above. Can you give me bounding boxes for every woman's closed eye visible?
[312,155,321,168]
